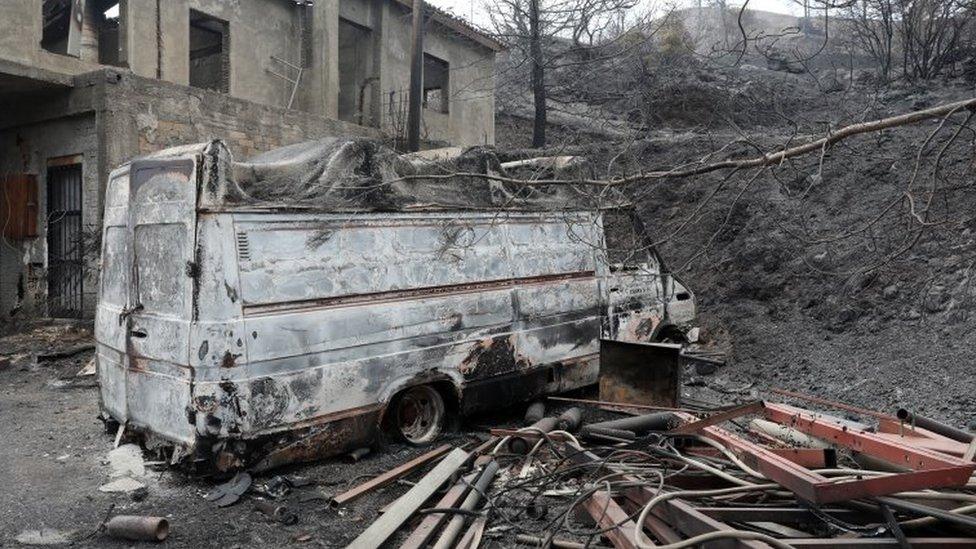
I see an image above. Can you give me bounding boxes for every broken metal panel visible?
[599,340,681,407]
[66,0,87,57]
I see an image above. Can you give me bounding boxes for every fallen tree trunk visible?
[398,96,976,187]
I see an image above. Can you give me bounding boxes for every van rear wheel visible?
[391,385,445,446]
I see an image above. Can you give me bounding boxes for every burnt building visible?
[0,0,501,320]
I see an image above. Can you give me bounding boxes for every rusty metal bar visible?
[563,444,767,549]
[515,534,613,548]
[333,444,452,506]
[398,471,478,549]
[580,491,640,549]
[509,417,560,454]
[695,507,865,524]
[699,418,975,503]
[546,396,699,413]
[769,388,894,420]
[876,496,976,531]
[618,497,683,544]
[670,401,765,435]
[685,446,836,469]
[456,516,487,549]
[431,460,499,549]
[781,539,976,547]
[347,448,469,549]
[764,403,976,472]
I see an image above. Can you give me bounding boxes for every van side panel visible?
[200,212,609,439]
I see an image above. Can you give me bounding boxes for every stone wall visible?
[105,71,381,160]
[0,69,383,321]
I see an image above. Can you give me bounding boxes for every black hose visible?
[896,409,974,443]
[583,412,679,435]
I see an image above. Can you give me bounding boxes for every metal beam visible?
[346,448,469,549]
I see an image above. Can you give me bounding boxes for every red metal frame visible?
[679,405,976,504]
[581,490,640,549]
[764,403,974,471]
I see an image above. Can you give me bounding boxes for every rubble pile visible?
[340,395,976,548]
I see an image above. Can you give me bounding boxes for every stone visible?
[15,528,74,545]
[99,477,146,493]
[107,443,146,479]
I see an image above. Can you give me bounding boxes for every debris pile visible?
[339,393,976,548]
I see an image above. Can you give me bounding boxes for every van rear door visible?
[114,158,198,441]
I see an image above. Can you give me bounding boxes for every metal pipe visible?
[580,426,635,442]
[896,409,974,443]
[770,387,894,420]
[344,447,372,463]
[508,417,559,454]
[877,496,976,532]
[582,412,678,436]
[253,499,298,525]
[524,401,546,424]
[104,516,170,542]
[749,419,831,449]
[556,407,582,432]
[515,533,612,548]
[431,460,499,549]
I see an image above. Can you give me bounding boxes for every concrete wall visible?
[0,0,497,147]
[0,0,106,76]
[0,69,381,321]
[0,113,100,318]
[108,71,381,160]
[379,2,496,147]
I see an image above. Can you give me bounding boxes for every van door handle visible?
[128,328,148,339]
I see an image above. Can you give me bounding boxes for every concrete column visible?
[160,0,190,85]
[125,0,158,78]
[298,0,339,118]
[78,0,100,63]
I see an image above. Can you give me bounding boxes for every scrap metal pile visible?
[341,391,976,548]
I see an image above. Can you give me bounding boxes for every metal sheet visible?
[599,340,681,407]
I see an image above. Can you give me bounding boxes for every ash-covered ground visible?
[0,323,636,548]
[5,65,976,547]
[500,71,976,429]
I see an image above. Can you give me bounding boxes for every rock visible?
[107,443,146,479]
[99,477,147,493]
[883,285,898,299]
[130,485,149,501]
[694,361,718,375]
[15,528,74,545]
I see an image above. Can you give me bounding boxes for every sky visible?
[426,0,805,29]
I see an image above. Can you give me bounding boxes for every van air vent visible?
[236,232,251,261]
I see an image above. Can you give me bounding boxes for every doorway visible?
[46,161,84,317]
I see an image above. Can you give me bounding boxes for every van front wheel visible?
[391,385,445,446]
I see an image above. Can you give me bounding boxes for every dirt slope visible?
[499,75,976,428]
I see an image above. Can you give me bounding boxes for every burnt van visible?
[95,139,695,471]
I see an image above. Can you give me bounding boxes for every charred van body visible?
[95,139,696,471]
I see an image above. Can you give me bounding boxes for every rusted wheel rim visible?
[394,385,444,445]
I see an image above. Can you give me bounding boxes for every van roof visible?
[183,139,629,213]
